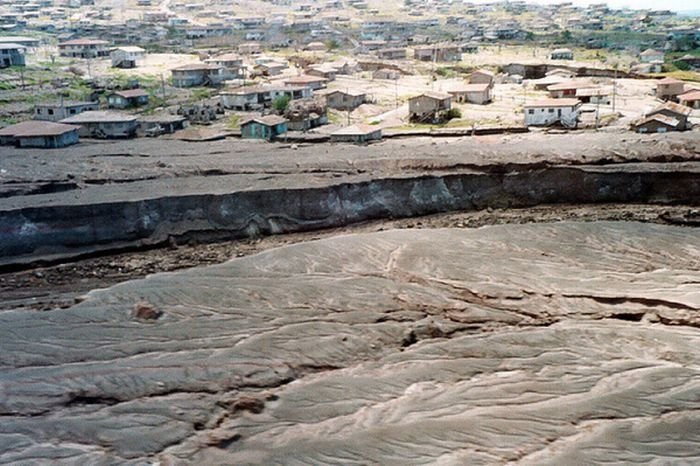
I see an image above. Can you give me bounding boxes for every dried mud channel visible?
[1,218,699,465]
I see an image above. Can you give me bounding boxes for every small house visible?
[547,81,594,98]
[171,64,225,87]
[448,83,492,105]
[307,65,338,81]
[674,55,700,70]
[524,98,581,128]
[656,77,685,102]
[414,44,461,62]
[575,87,611,105]
[679,90,700,109]
[330,124,382,143]
[110,46,145,68]
[107,89,149,109]
[58,39,109,58]
[0,121,80,148]
[285,99,328,131]
[253,61,286,77]
[325,89,366,110]
[139,114,189,136]
[639,49,664,64]
[284,75,328,90]
[0,43,25,67]
[238,43,261,55]
[636,101,692,132]
[408,92,452,122]
[550,48,573,60]
[34,101,99,122]
[469,69,495,85]
[376,48,406,60]
[240,115,288,140]
[373,68,400,80]
[60,111,139,138]
[206,53,246,79]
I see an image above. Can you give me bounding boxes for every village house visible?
[238,43,261,55]
[325,89,366,110]
[550,48,574,60]
[375,48,406,60]
[634,101,692,134]
[330,124,382,144]
[575,87,611,105]
[0,43,25,67]
[639,48,664,64]
[139,114,189,136]
[373,68,401,80]
[60,111,139,138]
[307,65,338,81]
[205,53,245,79]
[448,83,492,105]
[469,69,495,85]
[110,46,145,68]
[34,101,99,122]
[284,75,328,90]
[284,99,328,131]
[253,61,287,77]
[631,61,663,74]
[547,81,594,98]
[408,92,452,122]
[107,89,149,109]
[414,44,461,62]
[58,39,109,58]
[220,85,313,111]
[240,115,288,140]
[171,64,225,87]
[524,98,581,128]
[679,90,700,109]
[0,120,80,148]
[656,77,686,102]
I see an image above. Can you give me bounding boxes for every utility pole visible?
[612,63,617,112]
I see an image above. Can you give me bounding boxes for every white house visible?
[524,98,581,128]
[639,49,664,64]
[111,46,145,68]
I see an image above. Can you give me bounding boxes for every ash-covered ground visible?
[1,222,699,465]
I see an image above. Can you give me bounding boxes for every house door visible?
[2,58,9,66]
[558,109,562,117]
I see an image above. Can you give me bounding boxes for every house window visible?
[548,108,554,113]
[48,109,54,115]
[69,109,75,114]
[37,108,42,114]
[528,109,534,114]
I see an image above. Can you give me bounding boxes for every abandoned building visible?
[240,115,288,140]
[60,111,139,138]
[524,98,581,128]
[330,124,382,144]
[408,92,452,122]
[550,48,574,60]
[34,101,99,122]
[107,89,150,109]
[0,43,25,67]
[325,89,367,111]
[58,39,109,58]
[0,121,80,148]
[171,64,226,87]
[110,46,145,68]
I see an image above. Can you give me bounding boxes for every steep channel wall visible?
[1,165,699,267]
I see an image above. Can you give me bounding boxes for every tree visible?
[325,39,340,51]
[560,30,573,42]
[272,94,291,114]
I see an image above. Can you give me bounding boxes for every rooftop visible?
[241,115,288,126]
[0,121,79,137]
[524,98,581,108]
[60,111,138,124]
